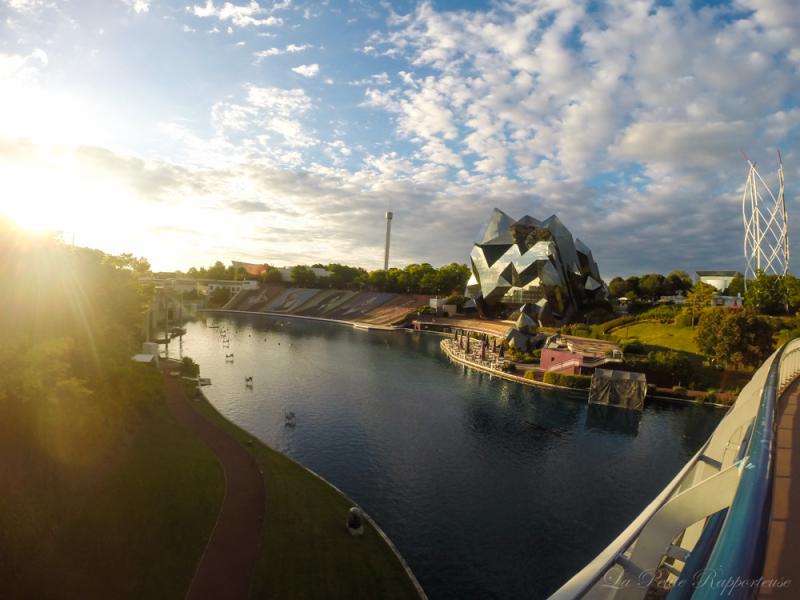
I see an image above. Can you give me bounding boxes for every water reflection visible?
[585,404,642,436]
[170,315,723,600]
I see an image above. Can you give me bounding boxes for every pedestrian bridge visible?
[550,339,800,600]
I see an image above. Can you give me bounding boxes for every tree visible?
[290,265,318,288]
[683,282,716,326]
[624,276,641,299]
[667,270,693,294]
[696,307,774,368]
[261,268,284,284]
[784,274,800,313]
[608,276,628,298]
[207,287,231,308]
[724,272,745,297]
[207,261,229,280]
[744,270,786,315]
[639,273,666,300]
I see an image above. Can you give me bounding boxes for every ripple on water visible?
[167,315,722,600]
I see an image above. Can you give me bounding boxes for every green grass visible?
[0,392,224,599]
[190,393,422,600]
[611,321,700,354]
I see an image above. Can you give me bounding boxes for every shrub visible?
[700,389,718,404]
[674,314,693,328]
[672,385,688,397]
[599,315,637,334]
[180,356,200,377]
[621,339,647,354]
[523,370,535,380]
[543,371,592,389]
[639,304,681,323]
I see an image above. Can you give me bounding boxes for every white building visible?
[696,271,738,292]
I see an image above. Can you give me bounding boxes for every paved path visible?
[163,367,265,600]
[761,379,800,598]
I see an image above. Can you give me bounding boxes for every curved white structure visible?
[550,338,800,600]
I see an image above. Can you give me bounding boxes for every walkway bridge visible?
[550,339,800,600]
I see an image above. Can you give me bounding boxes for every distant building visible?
[205,280,259,295]
[711,295,744,308]
[275,267,331,283]
[696,271,738,293]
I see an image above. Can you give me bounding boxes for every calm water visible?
[166,315,722,599]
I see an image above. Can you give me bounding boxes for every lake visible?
[166,314,722,599]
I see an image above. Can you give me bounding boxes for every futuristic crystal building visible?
[465,209,606,324]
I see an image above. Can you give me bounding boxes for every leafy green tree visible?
[326,263,366,289]
[624,276,641,299]
[261,268,284,284]
[207,287,231,308]
[782,274,800,312]
[744,270,786,315]
[639,273,666,300]
[683,282,716,326]
[647,350,695,386]
[207,260,229,280]
[667,270,693,294]
[724,272,745,297]
[290,265,318,288]
[696,307,774,368]
[607,276,628,298]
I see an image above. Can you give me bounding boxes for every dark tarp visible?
[588,368,646,411]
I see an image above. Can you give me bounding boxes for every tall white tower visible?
[384,211,393,271]
[742,156,789,286]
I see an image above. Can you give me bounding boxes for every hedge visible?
[543,371,592,389]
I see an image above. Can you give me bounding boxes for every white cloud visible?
[188,1,283,28]
[122,0,150,13]
[253,43,311,63]
[349,72,390,86]
[246,85,311,115]
[291,63,319,78]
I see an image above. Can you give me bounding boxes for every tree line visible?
[174,260,471,296]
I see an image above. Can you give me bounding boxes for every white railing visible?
[549,338,800,600]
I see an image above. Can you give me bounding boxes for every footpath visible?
[163,363,265,600]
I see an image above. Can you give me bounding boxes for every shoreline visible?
[440,338,729,409]
[190,378,426,599]
[201,307,399,331]
[202,308,727,408]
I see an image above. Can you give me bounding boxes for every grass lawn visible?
[0,392,224,599]
[610,321,700,354]
[190,393,423,600]
[609,320,753,394]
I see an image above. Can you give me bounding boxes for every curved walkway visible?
[163,365,265,600]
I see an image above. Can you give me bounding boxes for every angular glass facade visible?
[465,209,606,323]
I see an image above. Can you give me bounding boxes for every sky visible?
[1,0,799,277]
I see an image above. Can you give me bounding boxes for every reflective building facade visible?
[465,209,605,324]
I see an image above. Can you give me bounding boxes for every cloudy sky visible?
[1,0,798,276]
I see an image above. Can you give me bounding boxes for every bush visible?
[674,313,693,328]
[700,390,718,404]
[543,371,592,389]
[523,370,535,380]
[639,304,681,323]
[621,339,647,354]
[672,385,688,397]
[180,356,200,377]
[599,315,638,334]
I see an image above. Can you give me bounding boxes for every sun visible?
[0,152,141,240]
